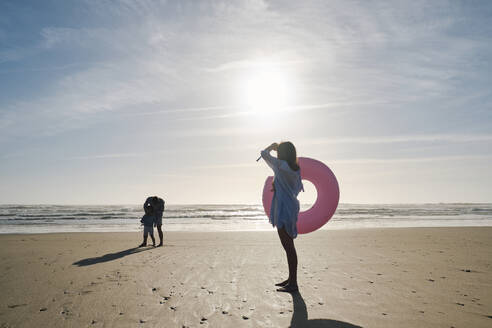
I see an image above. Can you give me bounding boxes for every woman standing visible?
[261,141,303,292]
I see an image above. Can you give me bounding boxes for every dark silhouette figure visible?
[72,247,150,266]
[290,292,363,328]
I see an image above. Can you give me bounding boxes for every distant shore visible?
[1,227,491,327]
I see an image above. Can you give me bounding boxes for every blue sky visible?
[1,0,491,204]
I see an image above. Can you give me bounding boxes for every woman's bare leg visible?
[277,227,298,291]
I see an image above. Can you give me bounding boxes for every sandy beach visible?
[0,227,491,327]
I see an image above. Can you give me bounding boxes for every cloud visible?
[63,152,144,160]
[299,134,492,146]
[331,154,492,164]
[188,163,257,170]
[122,105,230,117]
[205,58,305,72]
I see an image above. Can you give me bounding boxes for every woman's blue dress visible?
[261,150,304,238]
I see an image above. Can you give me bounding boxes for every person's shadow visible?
[290,291,362,328]
[72,247,151,266]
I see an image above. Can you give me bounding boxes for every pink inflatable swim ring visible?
[262,157,340,234]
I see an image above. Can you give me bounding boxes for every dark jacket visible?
[140,213,155,227]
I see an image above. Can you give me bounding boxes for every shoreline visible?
[0,224,491,235]
[1,227,491,327]
[2,222,492,235]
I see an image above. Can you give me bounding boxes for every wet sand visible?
[0,227,491,327]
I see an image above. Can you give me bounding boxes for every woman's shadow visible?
[290,291,362,328]
[72,247,151,266]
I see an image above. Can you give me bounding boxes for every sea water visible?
[0,203,491,234]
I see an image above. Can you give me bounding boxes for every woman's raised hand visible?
[269,142,279,151]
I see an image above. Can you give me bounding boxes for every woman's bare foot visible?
[275,279,289,287]
[276,284,298,293]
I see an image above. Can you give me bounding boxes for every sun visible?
[240,66,290,115]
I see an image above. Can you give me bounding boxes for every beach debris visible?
[119,312,124,315]
[382,313,387,316]
[8,304,27,309]
[456,303,465,306]
[91,320,97,324]
[318,302,324,305]
[170,306,177,311]
[427,279,435,282]
[152,287,157,291]
[139,319,146,323]
[461,269,472,272]
[242,315,249,320]
[61,308,72,317]
[39,307,47,312]
[222,310,228,314]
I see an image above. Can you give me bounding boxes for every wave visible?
[1,204,491,234]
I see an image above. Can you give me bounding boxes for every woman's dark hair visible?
[277,141,299,171]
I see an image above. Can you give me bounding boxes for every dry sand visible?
[0,227,491,327]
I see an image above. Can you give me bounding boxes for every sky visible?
[0,0,491,205]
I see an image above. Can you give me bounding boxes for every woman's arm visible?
[261,142,281,170]
[266,142,279,152]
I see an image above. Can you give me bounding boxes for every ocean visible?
[1,203,491,234]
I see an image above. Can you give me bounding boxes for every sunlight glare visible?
[240,65,291,115]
